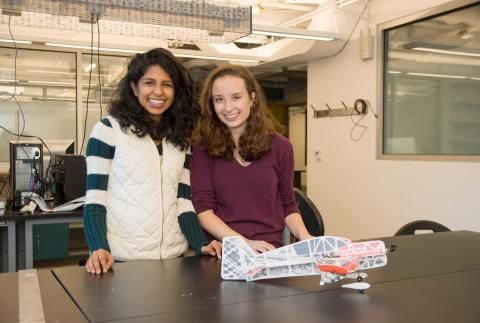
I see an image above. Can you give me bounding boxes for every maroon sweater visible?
[191,134,299,247]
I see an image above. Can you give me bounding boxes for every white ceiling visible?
[0,0,368,66]
[0,0,369,105]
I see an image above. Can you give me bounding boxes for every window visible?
[0,47,131,173]
[80,54,129,152]
[0,48,76,167]
[379,0,480,159]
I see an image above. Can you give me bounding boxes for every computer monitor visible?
[42,139,75,177]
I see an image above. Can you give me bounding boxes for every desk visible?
[0,217,16,273]
[1,209,83,272]
[1,231,480,323]
[0,269,86,322]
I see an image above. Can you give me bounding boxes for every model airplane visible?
[221,236,394,291]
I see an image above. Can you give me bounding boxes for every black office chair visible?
[394,220,450,236]
[294,188,325,237]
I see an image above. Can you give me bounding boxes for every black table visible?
[2,231,480,323]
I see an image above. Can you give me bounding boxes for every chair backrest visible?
[294,188,325,237]
[394,220,450,236]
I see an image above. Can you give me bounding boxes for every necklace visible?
[233,150,251,167]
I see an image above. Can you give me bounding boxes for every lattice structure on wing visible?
[222,236,389,284]
[0,0,251,43]
[222,236,355,281]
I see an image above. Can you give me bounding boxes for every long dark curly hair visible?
[196,64,275,161]
[109,48,199,151]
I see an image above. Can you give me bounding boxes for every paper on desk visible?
[29,195,85,212]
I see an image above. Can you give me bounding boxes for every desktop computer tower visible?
[52,154,87,204]
[9,142,43,208]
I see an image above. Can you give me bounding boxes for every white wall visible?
[307,0,480,239]
[288,107,306,172]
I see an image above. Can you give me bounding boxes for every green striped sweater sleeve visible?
[83,118,115,252]
[177,149,209,255]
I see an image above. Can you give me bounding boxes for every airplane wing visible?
[222,236,355,281]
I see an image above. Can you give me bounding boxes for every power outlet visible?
[314,147,322,161]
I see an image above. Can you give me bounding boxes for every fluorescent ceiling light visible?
[407,72,467,79]
[0,79,19,82]
[83,63,97,73]
[28,80,76,86]
[252,25,334,41]
[27,69,76,75]
[0,39,32,44]
[336,0,362,7]
[45,43,259,63]
[412,47,480,58]
[175,53,260,63]
[28,80,102,87]
[45,43,142,54]
[388,71,402,74]
[471,77,480,81]
[27,69,108,77]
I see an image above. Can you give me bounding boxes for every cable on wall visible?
[323,0,370,59]
[349,99,377,142]
[0,15,18,100]
[96,15,103,120]
[0,15,26,138]
[79,14,96,155]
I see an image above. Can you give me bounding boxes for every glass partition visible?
[0,48,76,165]
[80,54,130,150]
[380,1,480,157]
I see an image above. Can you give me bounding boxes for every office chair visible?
[394,220,450,236]
[294,188,325,237]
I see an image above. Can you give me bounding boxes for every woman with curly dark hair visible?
[191,64,312,253]
[83,48,221,274]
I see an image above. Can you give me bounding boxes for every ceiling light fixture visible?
[412,47,480,58]
[407,72,467,79]
[83,63,97,73]
[336,0,362,8]
[27,69,76,75]
[44,42,260,63]
[174,53,260,63]
[252,25,334,41]
[45,43,142,54]
[0,38,32,44]
[28,80,76,86]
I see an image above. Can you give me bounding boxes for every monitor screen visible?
[42,140,75,179]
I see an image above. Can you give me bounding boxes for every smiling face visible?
[130,64,174,123]
[211,75,255,138]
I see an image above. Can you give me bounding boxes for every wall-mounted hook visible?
[311,98,373,118]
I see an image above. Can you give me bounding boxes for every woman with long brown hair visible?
[191,64,312,253]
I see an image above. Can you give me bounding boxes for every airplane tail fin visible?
[221,237,256,280]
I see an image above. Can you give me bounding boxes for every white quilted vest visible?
[106,117,188,260]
